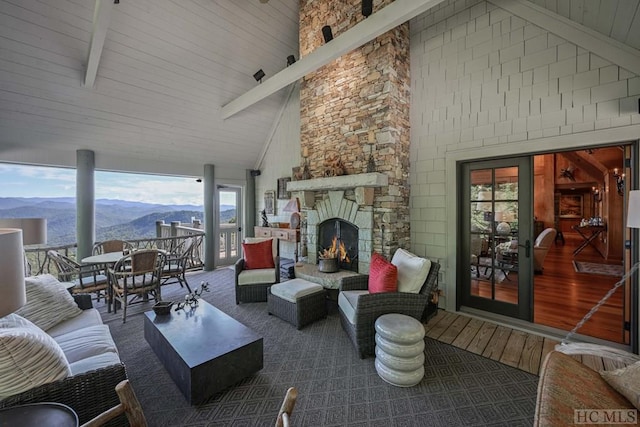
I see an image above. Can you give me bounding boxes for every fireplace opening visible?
[318,219,358,272]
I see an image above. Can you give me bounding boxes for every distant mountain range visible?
[0,198,236,245]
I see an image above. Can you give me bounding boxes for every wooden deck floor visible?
[425,310,560,376]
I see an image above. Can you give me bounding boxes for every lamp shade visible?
[0,218,47,245]
[0,228,26,317]
[628,190,640,229]
[283,198,300,213]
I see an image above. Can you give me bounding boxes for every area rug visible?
[572,261,624,277]
[98,268,537,426]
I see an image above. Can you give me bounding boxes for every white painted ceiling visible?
[0,0,638,175]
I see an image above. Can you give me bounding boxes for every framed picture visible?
[559,194,583,218]
[264,191,275,215]
[277,177,291,200]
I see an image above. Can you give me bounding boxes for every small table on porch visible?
[572,225,606,258]
[81,251,125,312]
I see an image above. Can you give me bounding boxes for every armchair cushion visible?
[238,268,277,286]
[0,314,71,399]
[242,239,275,269]
[368,253,397,294]
[390,248,431,293]
[15,274,82,332]
[338,290,369,324]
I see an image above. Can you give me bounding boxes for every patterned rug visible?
[98,268,537,426]
[572,261,624,277]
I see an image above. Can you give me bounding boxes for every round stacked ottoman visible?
[374,313,425,387]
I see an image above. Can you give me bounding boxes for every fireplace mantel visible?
[286,172,387,207]
[286,172,387,192]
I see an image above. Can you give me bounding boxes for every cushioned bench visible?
[268,279,327,329]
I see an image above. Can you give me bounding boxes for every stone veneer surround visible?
[306,191,373,274]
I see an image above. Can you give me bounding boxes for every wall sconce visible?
[613,168,625,196]
[286,55,296,66]
[322,26,333,43]
[253,69,265,83]
[592,186,602,202]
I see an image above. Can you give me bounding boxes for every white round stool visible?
[374,313,425,387]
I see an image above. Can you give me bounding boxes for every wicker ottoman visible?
[268,279,327,330]
[374,313,425,387]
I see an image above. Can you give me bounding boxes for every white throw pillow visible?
[0,313,71,398]
[390,248,432,293]
[15,274,83,332]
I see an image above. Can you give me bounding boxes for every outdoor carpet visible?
[99,268,538,426]
[572,261,624,277]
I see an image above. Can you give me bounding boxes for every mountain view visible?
[0,198,236,245]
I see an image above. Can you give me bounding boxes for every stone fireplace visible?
[296,0,411,260]
[318,218,359,272]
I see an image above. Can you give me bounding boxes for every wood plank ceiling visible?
[0,0,638,175]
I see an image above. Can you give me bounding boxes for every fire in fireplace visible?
[317,219,358,272]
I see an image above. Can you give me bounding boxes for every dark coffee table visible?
[144,300,263,404]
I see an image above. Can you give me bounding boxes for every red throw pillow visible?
[368,253,398,293]
[242,239,275,270]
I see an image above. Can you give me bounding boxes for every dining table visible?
[81,251,126,313]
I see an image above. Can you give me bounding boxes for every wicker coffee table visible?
[144,300,263,404]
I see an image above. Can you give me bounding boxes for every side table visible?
[0,402,79,427]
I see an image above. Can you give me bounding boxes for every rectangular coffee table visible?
[144,300,263,404]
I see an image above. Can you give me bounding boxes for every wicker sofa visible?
[0,292,127,425]
[338,250,440,359]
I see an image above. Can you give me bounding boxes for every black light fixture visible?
[113,0,119,3]
[322,25,333,43]
[362,0,373,17]
[287,55,296,66]
[613,168,625,196]
[253,69,265,83]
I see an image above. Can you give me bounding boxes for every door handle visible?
[238,226,242,232]
[519,240,531,258]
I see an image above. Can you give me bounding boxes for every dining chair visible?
[47,250,109,302]
[161,237,199,293]
[93,240,133,255]
[109,249,166,323]
[275,387,297,427]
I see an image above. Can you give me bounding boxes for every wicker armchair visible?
[161,236,200,293]
[92,240,133,255]
[235,238,280,304]
[47,250,109,301]
[338,256,440,359]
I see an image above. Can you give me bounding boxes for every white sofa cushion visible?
[391,248,432,294]
[15,274,82,331]
[271,279,324,303]
[0,314,71,398]
[54,325,119,363]
[238,268,277,286]
[337,290,369,325]
[46,308,104,338]
[69,352,122,376]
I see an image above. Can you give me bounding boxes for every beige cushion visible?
[600,361,640,409]
[46,309,103,338]
[238,268,276,286]
[271,279,323,303]
[337,290,369,324]
[69,352,122,376]
[15,274,82,332]
[391,248,431,294]
[0,314,71,398]
[53,325,119,364]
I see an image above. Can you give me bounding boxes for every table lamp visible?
[0,228,26,318]
[0,218,47,245]
[628,190,640,229]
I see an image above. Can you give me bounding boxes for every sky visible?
[0,163,236,206]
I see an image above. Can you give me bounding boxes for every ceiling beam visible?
[84,0,114,88]
[490,0,640,76]
[221,0,446,119]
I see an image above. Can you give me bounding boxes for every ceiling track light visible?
[362,0,373,17]
[322,25,333,43]
[253,69,265,83]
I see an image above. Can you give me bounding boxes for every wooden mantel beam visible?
[84,0,114,88]
[221,0,446,119]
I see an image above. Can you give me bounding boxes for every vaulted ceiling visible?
[0,0,638,175]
